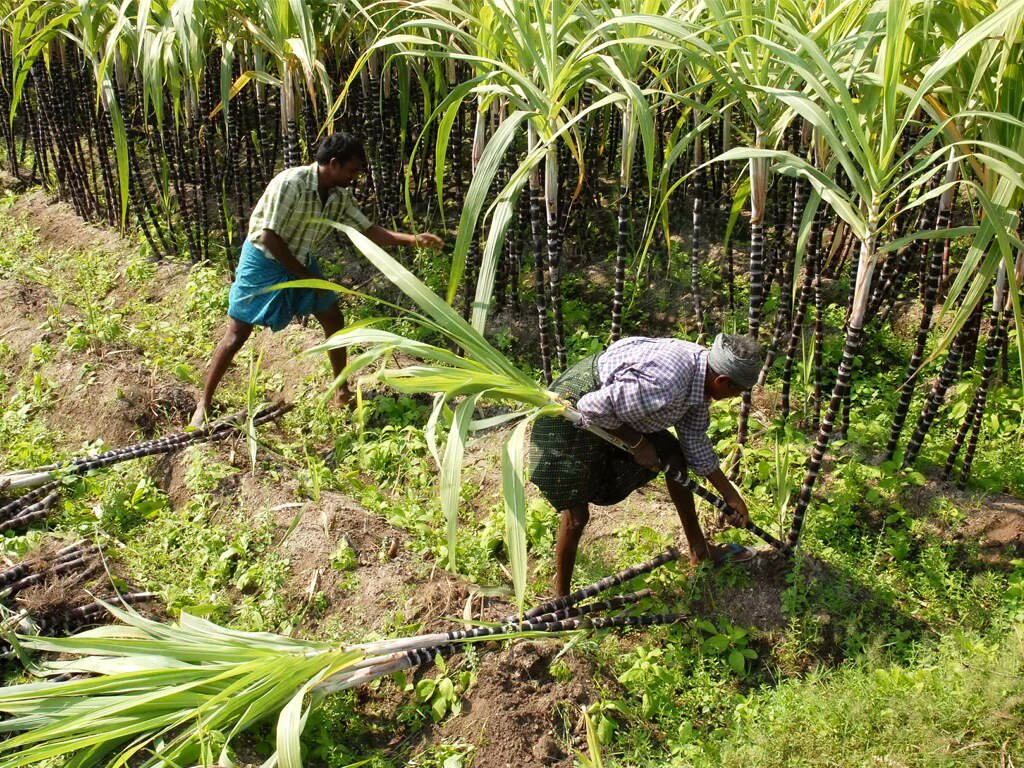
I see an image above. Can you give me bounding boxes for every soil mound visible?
[437,640,600,768]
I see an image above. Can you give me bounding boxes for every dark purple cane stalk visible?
[786,323,866,551]
[884,161,954,461]
[958,314,1008,487]
[0,491,60,534]
[513,549,682,623]
[736,145,769,457]
[30,593,159,636]
[901,312,978,469]
[781,204,821,422]
[0,481,60,522]
[944,288,1007,482]
[610,174,630,342]
[5,554,102,596]
[758,176,807,389]
[691,112,705,340]
[0,404,289,494]
[0,563,31,590]
[528,129,552,382]
[326,613,689,694]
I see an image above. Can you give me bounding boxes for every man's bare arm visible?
[261,229,317,280]
[363,224,444,250]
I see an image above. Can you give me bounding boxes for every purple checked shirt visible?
[576,337,719,476]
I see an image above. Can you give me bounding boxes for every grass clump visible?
[700,627,1024,768]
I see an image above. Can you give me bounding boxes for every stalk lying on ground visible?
[0,403,290,492]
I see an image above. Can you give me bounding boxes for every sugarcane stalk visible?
[691,107,705,342]
[0,492,60,534]
[901,308,979,469]
[610,103,636,343]
[884,155,956,459]
[528,124,552,382]
[735,135,770,456]
[0,404,288,491]
[945,262,1010,482]
[318,613,686,696]
[787,214,878,551]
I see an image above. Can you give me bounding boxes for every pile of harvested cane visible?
[0,549,685,766]
[0,403,289,535]
[0,540,158,653]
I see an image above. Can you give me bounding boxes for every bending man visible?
[529,334,762,596]
[191,132,443,427]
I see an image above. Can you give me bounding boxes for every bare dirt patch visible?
[9,191,123,255]
[905,480,1024,564]
[962,496,1024,563]
[694,549,790,635]
[434,640,600,768]
[228,472,478,638]
[40,355,194,447]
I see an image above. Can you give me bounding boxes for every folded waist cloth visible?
[228,240,335,331]
[529,354,682,510]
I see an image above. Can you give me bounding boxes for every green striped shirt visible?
[247,162,372,266]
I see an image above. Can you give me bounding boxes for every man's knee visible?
[315,303,343,334]
[223,321,252,352]
[563,505,590,533]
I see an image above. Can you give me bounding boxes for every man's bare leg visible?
[554,503,590,596]
[314,302,351,407]
[664,455,727,565]
[190,317,253,428]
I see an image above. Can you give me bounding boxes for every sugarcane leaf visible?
[449,109,530,308]
[328,223,534,387]
[275,671,323,768]
[502,419,531,616]
[471,171,529,334]
[442,395,479,574]
[425,392,448,468]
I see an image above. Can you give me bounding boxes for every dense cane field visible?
[1,0,1024,766]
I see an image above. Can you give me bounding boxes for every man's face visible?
[331,158,364,187]
[707,375,745,401]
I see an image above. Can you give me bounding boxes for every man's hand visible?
[721,492,750,528]
[413,232,444,250]
[631,438,663,473]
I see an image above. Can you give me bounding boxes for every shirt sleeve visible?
[576,365,678,431]
[338,190,372,232]
[675,403,719,476]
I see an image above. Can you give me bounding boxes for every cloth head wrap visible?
[708,333,762,390]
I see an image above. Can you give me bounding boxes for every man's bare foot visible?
[333,387,353,409]
[691,543,755,567]
[189,403,208,429]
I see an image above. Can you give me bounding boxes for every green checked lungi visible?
[528,354,682,510]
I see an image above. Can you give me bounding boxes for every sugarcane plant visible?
[712,0,1024,550]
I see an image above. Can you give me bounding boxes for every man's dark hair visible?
[316,132,367,166]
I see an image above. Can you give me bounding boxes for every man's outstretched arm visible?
[363,224,443,250]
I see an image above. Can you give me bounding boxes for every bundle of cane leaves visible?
[0,601,363,768]
[0,552,685,767]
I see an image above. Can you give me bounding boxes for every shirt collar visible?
[305,162,345,202]
[303,162,319,190]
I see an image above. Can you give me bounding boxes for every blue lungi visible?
[228,240,336,331]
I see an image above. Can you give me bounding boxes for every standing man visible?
[529,334,763,596]
[190,132,443,427]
